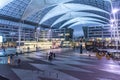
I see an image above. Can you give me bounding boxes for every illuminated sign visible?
[58,34,63,36]
[0,36,3,42]
[65,33,70,36]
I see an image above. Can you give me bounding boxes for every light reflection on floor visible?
[0,48,120,80]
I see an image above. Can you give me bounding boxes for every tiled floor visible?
[0,49,120,80]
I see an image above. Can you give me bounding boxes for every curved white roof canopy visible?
[59,17,108,29]
[68,21,103,35]
[0,0,111,29]
[104,0,112,2]
[40,3,110,24]
[0,0,111,18]
[51,12,109,27]
[68,21,103,28]
[22,0,74,20]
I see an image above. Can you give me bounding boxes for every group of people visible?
[9,54,21,66]
[47,51,56,62]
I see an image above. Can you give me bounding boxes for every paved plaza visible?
[0,49,120,80]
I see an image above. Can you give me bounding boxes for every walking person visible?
[27,47,30,53]
[80,41,83,54]
[17,58,21,66]
[48,55,52,62]
[2,46,6,55]
[10,55,13,64]
[16,52,18,56]
[53,52,56,58]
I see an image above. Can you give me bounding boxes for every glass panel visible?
[0,0,31,19]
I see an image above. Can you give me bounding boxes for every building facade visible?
[36,28,73,41]
[0,20,35,42]
[83,26,111,41]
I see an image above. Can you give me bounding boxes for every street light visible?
[112,8,119,14]
[110,19,115,23]
[111,8,120,50]
[36,27,41,42]
[110,24,114,41]
[110,18,116,41]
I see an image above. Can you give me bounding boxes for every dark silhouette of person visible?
[53,53,56,58]
[3,46,6,55]
[80,43,83,54]
[27,47,30,53]
[17,58,21,65]
[48,55,52,62]
[80,45,82,54]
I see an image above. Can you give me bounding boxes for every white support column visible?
[87,27,89,40]
[18,21,22,50]
[102,25,104,42]
[64,28,66,41]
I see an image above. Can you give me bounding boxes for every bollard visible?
[36,70,39,74]
[32,70,33,80]
[56,73,58,78]
[42,70,45,76]
[49,71,51,76]
[32,69,33,73]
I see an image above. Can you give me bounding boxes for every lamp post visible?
[106,0,119,49]
[18,21,22,52]
[36,27,40,42]
[101,25,104,48]
[110,19,115,41]
[101,25,104,42]
[111,8,119,50]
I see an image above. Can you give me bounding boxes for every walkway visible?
[0,48,120,80]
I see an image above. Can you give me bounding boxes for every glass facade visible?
[0,0,31,19]
[0,20,35,42]
[36,28,73,41]
[83,26,111,39]
[0,0,112,42]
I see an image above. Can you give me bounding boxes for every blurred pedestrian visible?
[53,52,56,58]
[48,55,52,62]
[17,58,21,66]
[80,43,83,54]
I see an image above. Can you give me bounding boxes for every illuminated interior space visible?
[0,0,120,80]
